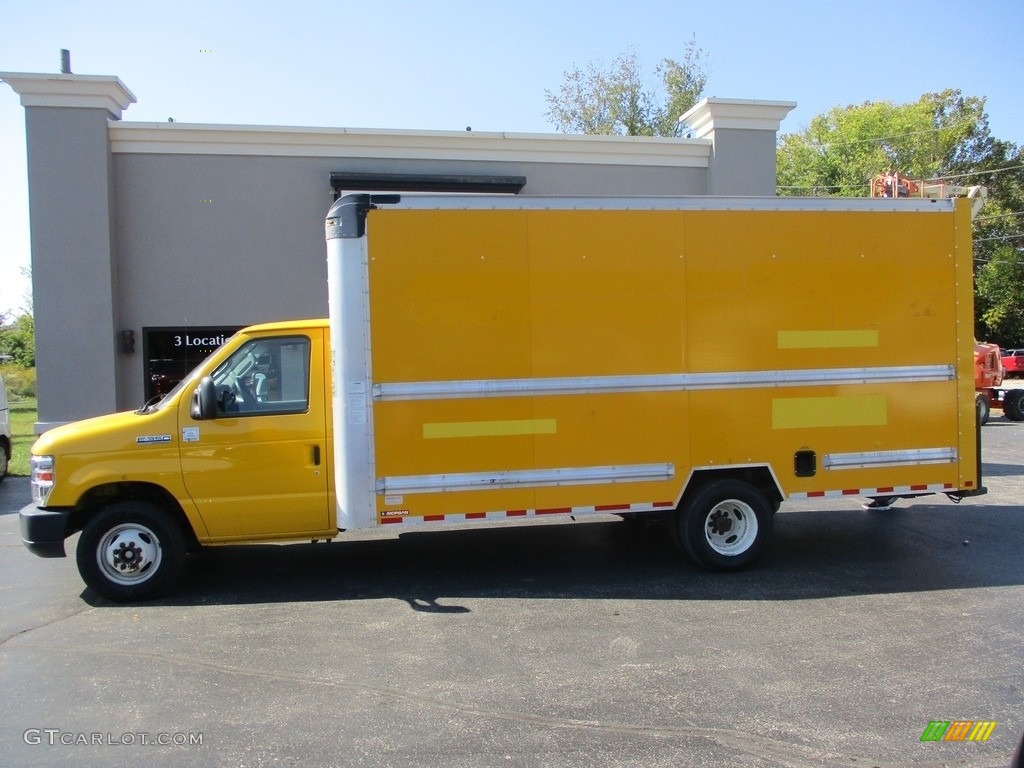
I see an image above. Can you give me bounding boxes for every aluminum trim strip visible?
[823,447,957,470]
[376,463,675,495]
[386,194,955,214]
[374,365,954,402]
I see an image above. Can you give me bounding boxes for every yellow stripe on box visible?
[772,395,887,430]
[423,418,557,440]
[777,330,879,349]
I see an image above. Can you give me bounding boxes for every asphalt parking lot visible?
[1,417,1022,767]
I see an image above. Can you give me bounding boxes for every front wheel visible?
[76,501,185,602]
[976,393,991,426]
[675,479,773,570]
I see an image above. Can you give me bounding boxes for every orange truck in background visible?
[975,341,1024,423]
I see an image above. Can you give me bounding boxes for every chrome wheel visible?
[96,522,163,585]
[703,499,758,556]
[675,479,773,570]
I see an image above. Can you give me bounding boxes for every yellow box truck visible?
[21,194,984,600]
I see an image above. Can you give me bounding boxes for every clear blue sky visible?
[2,0,1022,314]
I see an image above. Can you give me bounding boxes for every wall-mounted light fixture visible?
[119,329,135,354]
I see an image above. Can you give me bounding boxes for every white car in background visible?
[0,373,10,482]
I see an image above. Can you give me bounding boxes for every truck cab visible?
[21,320,334,600]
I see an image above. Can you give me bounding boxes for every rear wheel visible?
[1004,389,1024,422]
[76,501,185,602]
[675,479,772,570]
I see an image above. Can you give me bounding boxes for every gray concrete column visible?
[680,98,796,196]
[0,73,135,428]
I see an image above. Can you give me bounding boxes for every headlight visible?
[31,455,55,506]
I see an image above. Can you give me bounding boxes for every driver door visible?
[178,329,330,540]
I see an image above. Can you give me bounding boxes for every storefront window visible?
[143,327,242,402]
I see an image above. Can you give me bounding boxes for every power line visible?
[775,186,857,193]
[976,210,1024,223]
[929,164,1024,182]
[974,233,1024,244]
[974,256,1024,265]
[798,114,986,151]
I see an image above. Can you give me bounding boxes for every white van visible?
[0,373,10,482]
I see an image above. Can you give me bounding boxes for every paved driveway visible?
[1,418,1022,767]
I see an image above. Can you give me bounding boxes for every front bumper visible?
[19,504,70,558]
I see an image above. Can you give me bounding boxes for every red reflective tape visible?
[653,501,675,508]
[807,491,826,498]
[877,487,895,493]
[964,481,973,488]
[841,489,860,496]
[506,510,527,517]
[536,507,572,516]
[381,517,403,525]
[910,484,928,491]
[596,504,630,512]
[424,515,445,522]
[466,512,487,520]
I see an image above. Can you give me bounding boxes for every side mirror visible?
[191,376,218,420]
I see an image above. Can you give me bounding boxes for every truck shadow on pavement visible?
[87,501,1024,609]
[981,462,1024,477]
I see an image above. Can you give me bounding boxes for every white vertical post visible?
[325,197,378,530]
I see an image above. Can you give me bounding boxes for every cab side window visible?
[211,336,310,416]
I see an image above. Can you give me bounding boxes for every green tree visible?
[0,312,35,368]
[777,90,990,196]
[975,245,1024,344]
[776,91,1024,345]
[545,39,709,137]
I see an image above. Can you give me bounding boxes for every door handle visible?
[312,445,321,466]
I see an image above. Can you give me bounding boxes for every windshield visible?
[141,367,202,414]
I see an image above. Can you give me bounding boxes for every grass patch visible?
[7,397,37,477]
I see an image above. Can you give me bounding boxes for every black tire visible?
[1004,390,1024,422]
[76,501,186,602]
[976,393,990,426]
[0,438,9,483]
[674,479,773,570]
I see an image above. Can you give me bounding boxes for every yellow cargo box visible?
[327,196,979,547]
